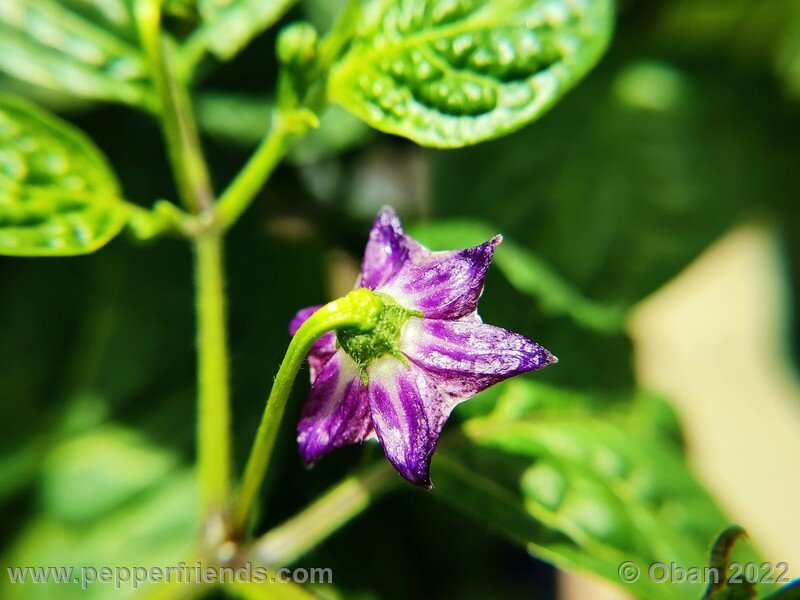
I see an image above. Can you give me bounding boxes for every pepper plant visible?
[1,1,794,599]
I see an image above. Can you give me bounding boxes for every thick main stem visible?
[194,235,232,535]
[137,1,229,536]
[156,61,214,213]
[232,289,383,534]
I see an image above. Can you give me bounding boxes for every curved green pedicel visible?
[336,292,422,383]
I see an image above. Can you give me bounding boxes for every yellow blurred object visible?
[629,224,800,571]
[559,571,631,600]
[562,224,800,600]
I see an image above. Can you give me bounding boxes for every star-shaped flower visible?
[290,207,556,487]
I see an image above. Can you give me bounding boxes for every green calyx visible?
[336,292,421,383]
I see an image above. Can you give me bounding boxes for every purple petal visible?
[297,350,373,465]
[289,305,336,381]
[400,317,556,403]
[378,236,501,320]
[358,207,421,290]
[367,357,450,487]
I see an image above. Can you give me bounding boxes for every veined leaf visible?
[186,0,298,63]
[329,0,614,147]
[0,95,129,256]
[433,380,763,599]
[0,0,153,107]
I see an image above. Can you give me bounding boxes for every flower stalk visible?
[232,289,385,533]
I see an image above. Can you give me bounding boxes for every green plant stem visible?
[194,235,233,532]
[137,0,231,534]
[232,289,384,534]
[253,461,398,565]
[214,113,296,230]
[210,0,364,229]
[136,0,214,213]
[160,67,215,213]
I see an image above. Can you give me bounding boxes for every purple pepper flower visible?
[290,207,556,487]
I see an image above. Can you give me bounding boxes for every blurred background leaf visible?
[196,93,372,165]
[649,0,800,99]
[428,57,769,305]
[411,221,627,334]
[184,0,297,68]
[0,0,154,108]
[432,380,769,599]
[0,424,197,600]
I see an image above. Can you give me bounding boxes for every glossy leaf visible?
[410,219,627,333]
[328,0,614,147]
[188,0,298,63]
[0,96,129,256]
[0,0,153,107]
[433,380,759,599]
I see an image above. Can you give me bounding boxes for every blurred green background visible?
[1,1,799,598]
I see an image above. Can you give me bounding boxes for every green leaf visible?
[430,60,771,304]
[410,219,627,333]
[0,95,130,256]
[650,0,800,100]
[186,0,298,63]
[301,0,349,32]
[0,0,153,107]
[433,380,740,599]
[328,0,614,148]
[40,425,180,524]
[1,424,197,600]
